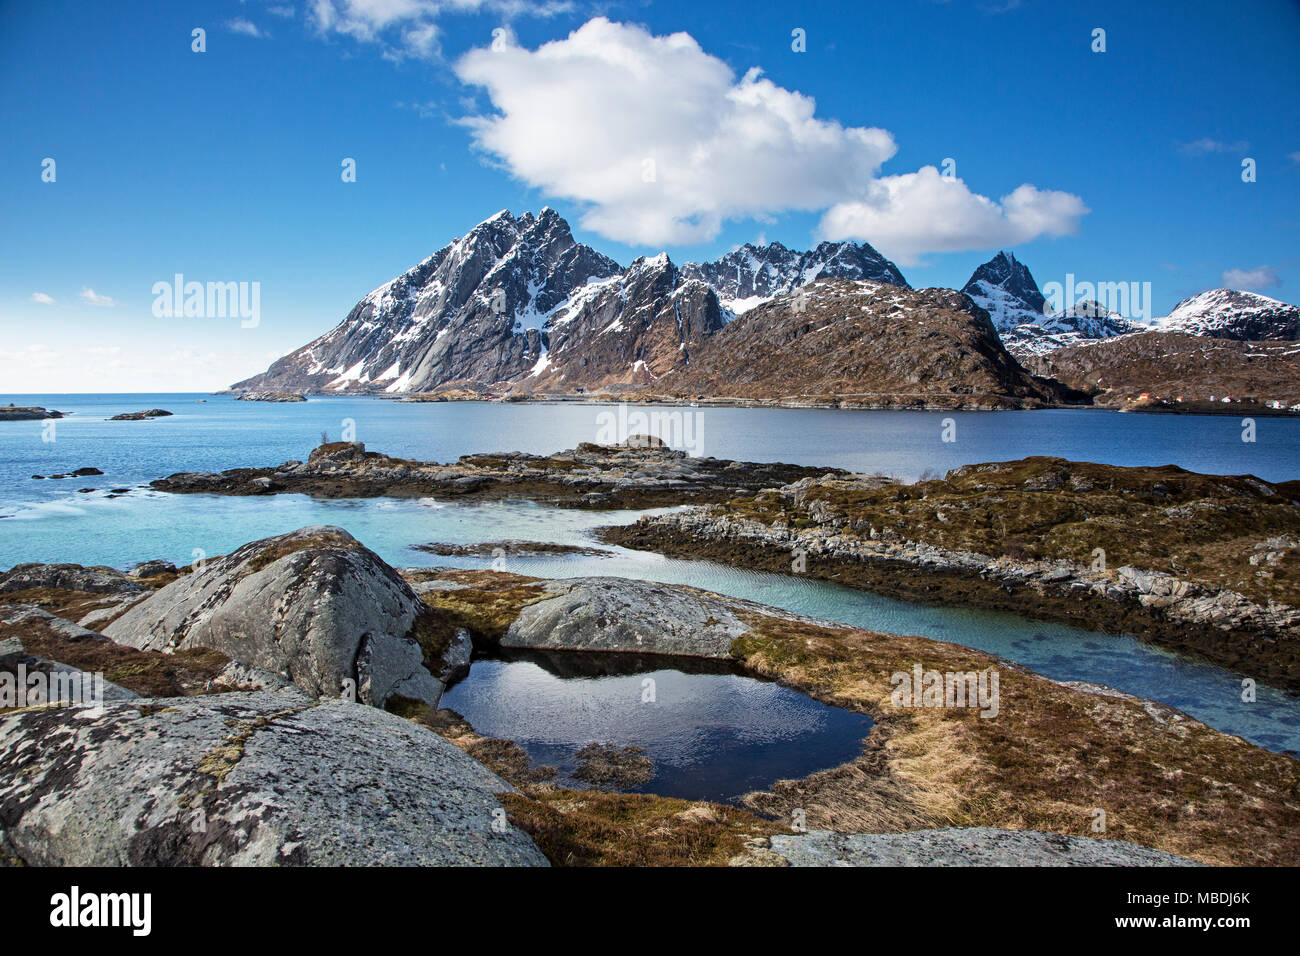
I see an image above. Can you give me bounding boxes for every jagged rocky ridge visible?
[680,239,909,313]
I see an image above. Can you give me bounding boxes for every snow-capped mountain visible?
[680,239,909,314]
[232,209,724,394]
[234,211,907,394]
[961,252,1137,357]
[1153,289,1300,340]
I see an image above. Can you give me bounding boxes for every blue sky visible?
[2,0,1298,391]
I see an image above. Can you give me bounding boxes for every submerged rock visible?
[768,828,1201,867]
[0,692,547,866]
[103,526,467,710]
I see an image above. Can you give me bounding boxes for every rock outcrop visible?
[0,693,546,866]
[235,391,306,402]
[603,457,1300,689]
[0,405,62,421]
[149,440,841,509]
[0,563,142,596]
[768,828,1199,867]
[103,527,466,709]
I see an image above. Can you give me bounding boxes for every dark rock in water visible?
[30,467,102,480]
[0,405,62,421]
[109,409,172,421]
[0,692,547,866]
[128,559,177,579]
[103,526,469,710]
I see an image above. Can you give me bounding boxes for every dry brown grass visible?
[1,613,232,699]
[730,611,1300,866]
[497,791,781,867]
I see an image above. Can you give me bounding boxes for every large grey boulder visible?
[500,577,753,658]
[0,562,141,595]
[0,692,546,866]
[104,527,466,710]
[768,828,1201,867]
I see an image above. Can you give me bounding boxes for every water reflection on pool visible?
[439,650,873,803]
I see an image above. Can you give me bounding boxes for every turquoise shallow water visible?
[1,393,1298,754]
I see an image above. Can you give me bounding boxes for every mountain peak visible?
[1157,288,1300,341]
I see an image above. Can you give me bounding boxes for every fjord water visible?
[2,393,1299,754]
[440,655,873,802]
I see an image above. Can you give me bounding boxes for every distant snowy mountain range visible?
[232,208,1300,397]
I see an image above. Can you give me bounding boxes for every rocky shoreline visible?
[150,438,840,509]
[7,527,1295,865]
[601,458,1300,691]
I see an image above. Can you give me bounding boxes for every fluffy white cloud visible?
[819,168,1088,265]
[78,287,115,307]
[455,18,1086,255]
[29,292,54,305]
[1222,265,1280,290]
[456,18,898,245]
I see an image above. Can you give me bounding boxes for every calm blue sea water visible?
[2,393,1298,753]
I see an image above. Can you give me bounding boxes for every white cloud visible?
[1222,265,1280,290]
[308,0,571,61]
[78,287,115,307]
[29,292,54,305]
[1179,138,1249,156]
[454,18,1087,256]
[0,344,61,371]
[267,5,297,17]
[227,18,268,38]
[1289,151,1300,164]
[818,168,1088,265]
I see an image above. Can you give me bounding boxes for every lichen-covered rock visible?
[500,577,755,658]
[0,562,142,596]
[768,828,1201,867]
[0,693,547,866]
[104,527,466,710]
